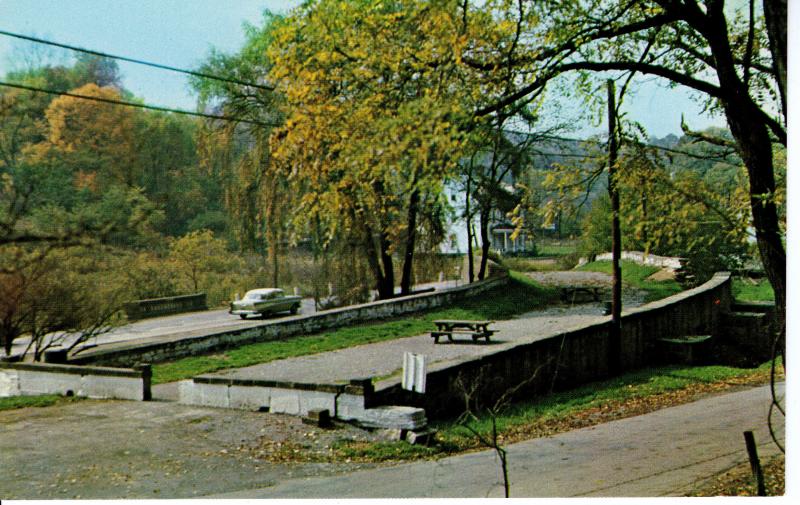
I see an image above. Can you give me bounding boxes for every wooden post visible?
[743,430,766,496]
[607,79,622,374]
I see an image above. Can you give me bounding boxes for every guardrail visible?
[123,293,208,321]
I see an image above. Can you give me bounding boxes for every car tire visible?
[239,314,248,320]
[290,304,299,315]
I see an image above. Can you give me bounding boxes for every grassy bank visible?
[309,360,782,463]
[152,272,559,384]
[732,277,774,302]
[578,260,683,302]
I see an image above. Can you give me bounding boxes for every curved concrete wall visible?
[375,272,732,418]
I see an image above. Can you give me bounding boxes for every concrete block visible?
[270,393,301,414]
[302,408,332,428]
[349,405,427,430]
[198,382,230,408]
[229,384,271,411]
[405,428,437,446]
[299,391,337,415]
[177,380,199,404]
[375,428,404,441]
[336,393,367,420]
[0,370,20,397]
[80,375,143,401]
[18,370,81,396]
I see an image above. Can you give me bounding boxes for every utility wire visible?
[512,131,742,167]
[0,28,274,91]
[0,80,280,128]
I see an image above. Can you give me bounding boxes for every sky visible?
[1,0,728,139]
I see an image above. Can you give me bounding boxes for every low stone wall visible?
[123,293,208,321]
[0,362,151,401]
[591,251,684,270]
[374,272,732,418]
[72,275,510,367]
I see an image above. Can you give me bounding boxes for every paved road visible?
[207,384,785,498]
[5,280,463,359]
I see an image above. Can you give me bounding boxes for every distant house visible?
[442,133,589,256]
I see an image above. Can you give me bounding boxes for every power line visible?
[0,80,280,128]
[0,28,274,92]
[516,131,742,167]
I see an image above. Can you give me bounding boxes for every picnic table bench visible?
[559,286,602,302]
[431,319,495,344]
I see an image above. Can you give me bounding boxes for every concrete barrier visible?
[374,272,733,418]
[123,293,208,321]
[72,275,510,367]
[0,362,151,401]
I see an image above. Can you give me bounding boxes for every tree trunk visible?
[478,205,490,280]
[400,189,420,295]
[762,0,787,119]
[703,6,786,360]
[378,231,395,299]
[465,169,475,283]
[363,225,390,300]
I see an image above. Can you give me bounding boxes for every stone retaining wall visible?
[123,293,208,321]
[0,362,151,401]
[374,272,732,418]
[71,275,510,367]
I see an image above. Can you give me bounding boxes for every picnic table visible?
[431,319,495,344]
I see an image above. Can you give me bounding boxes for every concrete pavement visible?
[206,383,785,498]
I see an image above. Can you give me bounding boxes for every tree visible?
[193,11,291,280]
[468,0,786,351]
[0,247,125,361]
[168,230,235,293]
[27,83,141,189]
[268,0,520,297]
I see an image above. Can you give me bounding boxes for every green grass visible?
[152,272,559,384]
[0,394,83,411]
[334,360,778,461]
[438,361,774,444]
[732,277,775,302]
[578,260,683,302]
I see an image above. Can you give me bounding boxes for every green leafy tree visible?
[467,0,786,342]
[168,230,235,293]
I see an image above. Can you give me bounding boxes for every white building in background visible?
[441,182,536,256]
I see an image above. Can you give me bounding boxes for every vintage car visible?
[229,288,302,319]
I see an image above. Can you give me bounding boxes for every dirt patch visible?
[646,268,677,282]
[0,400,385,499]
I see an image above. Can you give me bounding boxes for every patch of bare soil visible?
[646,268,677,282]
[0,400,386,499]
